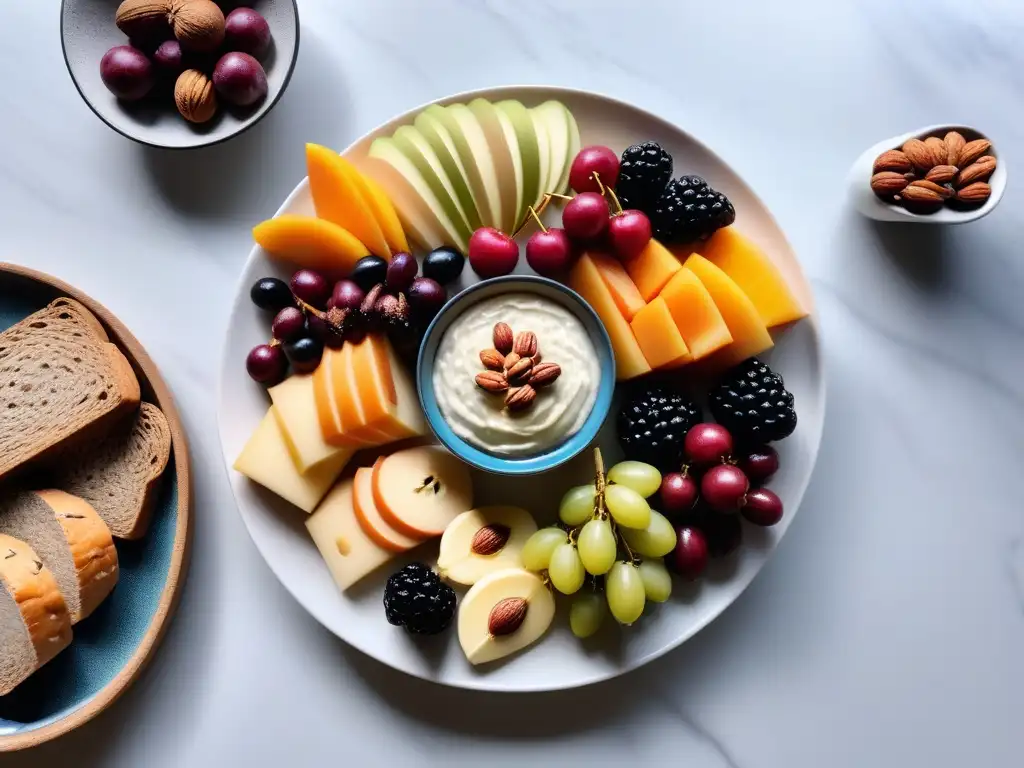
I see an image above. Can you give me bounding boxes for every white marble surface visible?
[4,0,1024,764]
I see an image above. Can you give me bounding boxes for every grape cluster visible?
[520,449,676,636]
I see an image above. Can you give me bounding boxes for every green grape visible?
[559,485,596,526]
[606,562,646,625]
[608,461,662,498]
[638,559,672,602]
[548,542,586,594]
[521,527,568,572]
[569,592,606,639]
[604,484,652,530]
[619,511,677,558]
[577,518,617,576]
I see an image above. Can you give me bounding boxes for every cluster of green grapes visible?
[520,449,678,638]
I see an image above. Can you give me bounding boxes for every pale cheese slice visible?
[269,374,352,473]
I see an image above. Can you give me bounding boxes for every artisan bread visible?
[0,490,118,623]
[0,298,141,480]
[0,533,72,696]
[50,403,172,540]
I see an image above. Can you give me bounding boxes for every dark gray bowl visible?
[61,0,299,149]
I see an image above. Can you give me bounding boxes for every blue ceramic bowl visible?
[417,276,614,475]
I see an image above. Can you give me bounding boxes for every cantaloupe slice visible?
[659,267,733,361]
[351,334,425,442]
[352,464,422,553]
[371,446,473,539]
[313,348,373,448]
[701,228,808,328]
[306,143,391,258]
[625,239,682,302]
[684,254,773,368]
[332,342,400,444]
[568,253,651,380]
[253,215,371,277]
[630,297,691,369]
[590,252,646,321]
[353,168,410,254]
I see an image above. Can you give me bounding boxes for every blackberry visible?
[616,384,701,471]
[383,563,456,635]
[616,141,674,211]
[651,175,735,243]
[709,358,797,444]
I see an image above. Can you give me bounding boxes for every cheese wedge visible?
[234,407,352,513]
[269,374,354,473]
[306,479,393,592]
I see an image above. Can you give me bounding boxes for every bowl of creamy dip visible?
[417,276,614,475]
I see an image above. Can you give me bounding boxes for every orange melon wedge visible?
[590,251,646,320]
[630,297,691,369]
[658,267,733,361]
[253,215,370,277]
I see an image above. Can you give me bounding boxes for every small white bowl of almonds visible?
[849,125,1005,224]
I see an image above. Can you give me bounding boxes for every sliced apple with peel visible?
[372,446,473,539]
[496,100,541,226]
[414,110,483,231]
[458,568,555,665]
[433,104,503,229]
[437,506,537,586]
[530,109,552,205]
[533,101,574,195]
[353,464,422,553]
[562,105,582,193]
[468,98,520,233]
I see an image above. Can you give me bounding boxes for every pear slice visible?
[496,100,541,227]
[533,101,574,195]
[469,98,520,233]
[436,104,503,229]
[414,109,483,231]
[437,506,538,586]
[458,568,554,665]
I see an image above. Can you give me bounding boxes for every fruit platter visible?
[218,86,823,691]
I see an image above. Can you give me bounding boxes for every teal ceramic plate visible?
[0,265,191,752]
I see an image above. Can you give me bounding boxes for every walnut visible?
[174,69,217,123]
[168,0,225,52]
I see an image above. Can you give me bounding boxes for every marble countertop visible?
[5,0,1024,765]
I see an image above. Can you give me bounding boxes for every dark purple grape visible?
[742,489,783,527]
[250,277,294,312]
[246,344,286,385]
[423,247,465,285]
[307,312,345,349]
[385,252,418,292]
[406,277,446,322]
[99,45,154,101]
[739,446,779,484]
[212,52,268,107]
[290,269,330,309]
[350,256,387,292]
[329,279,365,312]
[224,7,272,60]
[271,307,305,342]
[694,508,742,558]
[284,337,323,374]
[152,40,183,77]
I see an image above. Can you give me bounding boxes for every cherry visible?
[290,269,330,309]
[271,306,306,342]
[525,228,573,276]
[701,465,750,512]
[742,488,783,526]
[738,445,779,484]
[671,526,709,580]
[562,192,610,242]
[684,423,734,466]
[608,210,652,260]
[660,472,698,516]
[246,344,286,385]
[468,227,519,278]
[569,146,620,194]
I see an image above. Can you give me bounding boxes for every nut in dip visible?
[433,293,600,456]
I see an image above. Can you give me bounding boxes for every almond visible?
[957,139,992,168]
[479,348,505,371]
[924,137,948,168]
[871,171,910,198]
[471,524,511,556]
[902,138,935,171]
[925,165,958,185]
[488,597,528,636]
[505,385,536,411]
[873,150,913,174]
[528,362,561,388]
[475,371,508,393]
[956,182,991,205]
[908,179,953,200]
[506,356,534,382]
[898,184,944,213]
[513,331,538,357]
[956,156,996,188]
[493,322,514,354]
[944,131,966,166]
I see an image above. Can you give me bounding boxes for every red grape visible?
[271,306,305,342]
[290,269,329,309]
[152,40,184,77]
[100,46,154,101]
[329,279,365,312]
[468,228,519,278]
[608,210,652,260]
[660,472,698,515]
[671,526,709,580]
[407,277,446,321]
[685,423,734,466]
[284,337,323,374]
[224,7,272,60]
[562,193,609,242]
[525,228,573,276]
[569,146,620,194]
[739,446,779,484]
[386,252,418,292]
[742,488,783,526]
[246,344,286,384]
[701,465,749,512]
[212,52,267,107]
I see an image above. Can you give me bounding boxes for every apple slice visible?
[457,568,555,665]
[437,506,537,586]
[469,98,520,233]
[496,100,541,226]
[353,464,422,553]
[435,103,503,229]
[533,101,573,195]
[371,446,473,539]
[414,109,483,231]
[562,105,582,194]
[530,109,551,206]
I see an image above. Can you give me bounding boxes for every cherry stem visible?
[592,171,607,196]
[527,205,548,233]
[606,185,624,215]
[511,194,554,237]
[548,192,574,201]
